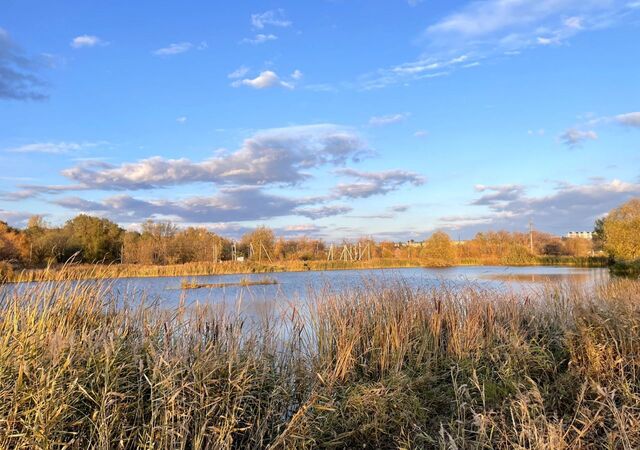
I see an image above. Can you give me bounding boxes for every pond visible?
[0,265,610,338]
[4,265,607,306]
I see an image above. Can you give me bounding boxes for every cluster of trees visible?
[458,230,594,262]
[0,216,328,267]
[3,198,640,271]
[404,230,594,264]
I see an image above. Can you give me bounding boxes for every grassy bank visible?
[1,278,640,448]
[4,255,609,283]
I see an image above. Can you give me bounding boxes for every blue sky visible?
[1,0,639,240]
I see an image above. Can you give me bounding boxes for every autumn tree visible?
[423,231,455,261]
[603,198,640,261]
[240,226,275,261]
[173,227,228,263]
[24,215,59,264]
[137,221,179,264]
[0,221,29,263]
[563,237,593,257]
[63,215,124,262]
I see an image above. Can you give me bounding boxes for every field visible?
[1,274,639,449]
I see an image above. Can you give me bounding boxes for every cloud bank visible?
[0,28,47,101]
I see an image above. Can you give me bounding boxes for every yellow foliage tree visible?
[240,226,276,261]
[0,221,29,263]
[603,198,640,261]
[423,231,455,261]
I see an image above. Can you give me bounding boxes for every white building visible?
[565,231,595,240]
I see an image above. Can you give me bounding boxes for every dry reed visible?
[1,273,639,448]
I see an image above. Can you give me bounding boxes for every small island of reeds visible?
[180,275,279,290]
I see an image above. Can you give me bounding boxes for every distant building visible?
[565,231,595,240]
[394,239,424,248]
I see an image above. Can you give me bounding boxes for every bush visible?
[0,261,13,283]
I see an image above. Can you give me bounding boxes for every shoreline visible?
[4,256,608,284]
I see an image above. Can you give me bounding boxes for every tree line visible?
[1,198,639,273]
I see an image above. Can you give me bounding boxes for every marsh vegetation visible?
[180,275,279,290]
[1,274,639,448]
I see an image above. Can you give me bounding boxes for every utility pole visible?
[260,241,273,263]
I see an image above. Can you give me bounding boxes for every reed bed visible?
[1,275,639,449]
[6,259,442,284]
[180,276,279,290]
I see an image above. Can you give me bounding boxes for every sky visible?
[1,0,639,241]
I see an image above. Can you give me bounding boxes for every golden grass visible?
[1,274,639,448]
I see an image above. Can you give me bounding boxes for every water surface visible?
[3,265,609,313]
[97,265,609,306]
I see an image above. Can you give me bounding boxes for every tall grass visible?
[6,259,450,283]
[1,275,639,448]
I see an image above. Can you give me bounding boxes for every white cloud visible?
[414,130,429,138]
[369,113,411,127]
[71,35,105,48]
[241,34,278,44]
[359,1,634,89]
[360,54,470,89]
[228,66,250,79]
[176,116,187,124]
[559,128,598,147]
[283,224,321,232]
[231,70,294,89]
[332,168,425,199]
[153,42,193,56]
[42,125,370,191]
[4,141,102,154]
[536,36,555,45]
[251,9,292,29]
[615,112,640,128]
[297,205,353,219]
[472,184,526,204]
[291,69,303,80]
[564,16,584,29]
[427,0,594,38]
[442,178,640,236]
